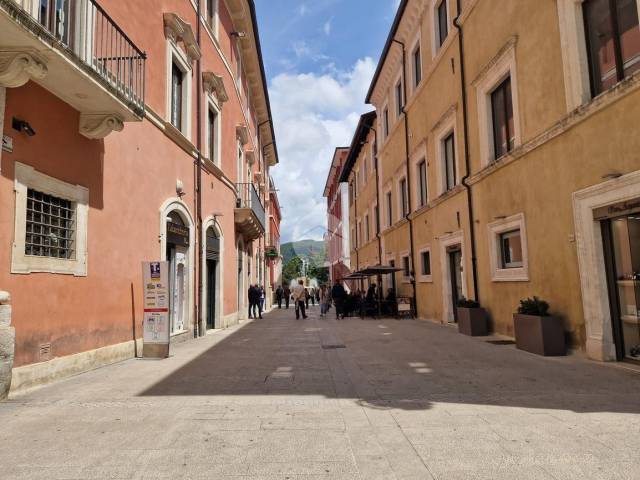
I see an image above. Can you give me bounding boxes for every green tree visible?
[283,256,303,284]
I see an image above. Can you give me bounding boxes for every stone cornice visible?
[163,13,202,63]
[0,50,47,88]
[202,71,229,103]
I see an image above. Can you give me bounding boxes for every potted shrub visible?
[513,297,565,356]
[456,297,489,336]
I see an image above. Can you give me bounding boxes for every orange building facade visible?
[0,0,279,391]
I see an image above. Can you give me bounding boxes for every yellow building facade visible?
[341,0,640,362]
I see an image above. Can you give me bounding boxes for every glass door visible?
[604,215,640,361]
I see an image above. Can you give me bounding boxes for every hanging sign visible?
[142,261,170,358]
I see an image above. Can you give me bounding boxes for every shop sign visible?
[142,261,170,354]
[593,198,640,220]
[166,222,189,246]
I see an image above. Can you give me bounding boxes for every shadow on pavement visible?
[139,306,640,414]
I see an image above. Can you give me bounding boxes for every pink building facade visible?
[323,148,350,283]
[0,0,278,391]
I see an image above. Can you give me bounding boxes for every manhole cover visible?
[322,344,346,349]
[486,340,516,345]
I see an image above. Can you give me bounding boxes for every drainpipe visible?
[195,0,203,337]
[392,38,418,316]
[454,1,480,302]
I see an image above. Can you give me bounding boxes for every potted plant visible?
[456,297,489,336]
[513,297,565,356]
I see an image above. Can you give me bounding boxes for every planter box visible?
[513,314,566,356]
[457,307,488,336]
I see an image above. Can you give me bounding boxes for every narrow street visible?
[2,307,639,480]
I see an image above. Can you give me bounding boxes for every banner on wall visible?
[142,261,170,358]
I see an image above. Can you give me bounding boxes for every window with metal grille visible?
[25,188,75,259]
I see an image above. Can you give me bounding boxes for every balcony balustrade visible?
[235,183,265,241]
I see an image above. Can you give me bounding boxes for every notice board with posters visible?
[142,261,170,358]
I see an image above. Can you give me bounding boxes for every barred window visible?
[26,189,75,259]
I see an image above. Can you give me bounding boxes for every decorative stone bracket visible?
[246,149,256,166]
[0,291,14,400]
[202,71,229,104]
[79,113,124,139]
[236,124,249,145]
[0,51,48,88]
[163,13,202,63]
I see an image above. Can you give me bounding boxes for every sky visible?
[254,0,399,243]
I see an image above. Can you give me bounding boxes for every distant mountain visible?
[281,239,326,264]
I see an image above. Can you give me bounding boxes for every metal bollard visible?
[0,291,15,400]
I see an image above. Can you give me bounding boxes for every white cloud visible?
[298,4,308,16]
[269,58,376,243]
[323,19,332,36]
[292,40,311,58]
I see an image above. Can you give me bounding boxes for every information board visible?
[142,261,170,356]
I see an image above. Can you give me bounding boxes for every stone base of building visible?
[0,326,15,400]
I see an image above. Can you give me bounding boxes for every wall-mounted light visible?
[176,179,185,197]
[231,31,246,38]
[12,118,36,137]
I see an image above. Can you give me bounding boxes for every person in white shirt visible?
[292,280,307,320]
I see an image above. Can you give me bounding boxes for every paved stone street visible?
[1,306,640,480]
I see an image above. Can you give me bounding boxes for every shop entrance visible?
[448,246,463,322]
[602,212,640,362]
[205,227,220,330]
[166,212,190,335]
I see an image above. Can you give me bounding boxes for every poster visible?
[142,261,170,345]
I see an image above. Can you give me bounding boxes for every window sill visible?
[418,275,433,283]
[491,268,529,282]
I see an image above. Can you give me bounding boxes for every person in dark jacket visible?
[331,280,347,319]
[248,285,257,319]
[283,286,291,309]
[276,285,284,308]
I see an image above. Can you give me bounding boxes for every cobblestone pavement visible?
[2,306,640,480]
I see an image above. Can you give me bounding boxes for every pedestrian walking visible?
[319,285,331,317]
[276,285,284,309]
[293,280,307,319]
[258,285,265,319]
[331,280,346,319]
[310,287,316,306]
[305,288,310,309]
[247,285,258,319]
[283,285,291,309]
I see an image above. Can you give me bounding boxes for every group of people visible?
[247,284,266,319]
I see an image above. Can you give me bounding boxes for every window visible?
[365,214,370,242]
[500,230,523,269]
[437,0,449,48]
[207,106,220,164]
[395,80,404,117]
[354,171,358,194]
[351,228,356,250]
[13,162,89,276]
[171,62,184,130]
[358,221,362,248]
[420,250,431,276]
[399,177,408,217]
[386,191,393,227]
[488,213,529,281]
[234,44,242,87]
[383,107,390,138]
[413,45,422,88]
[26,189,74,259]
[206,0,218,34]
[443,132,456,191]
[584,0,640,95]
[402,255,411,280]
[374,204,380,234]
[490,76,515,160]
[363,155,368,181]
[417,159,427,208]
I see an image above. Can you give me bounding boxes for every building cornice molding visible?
[163,13,202,63]
[202,71,229,103]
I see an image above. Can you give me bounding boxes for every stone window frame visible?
[431,0,452,58]
[397,175,409,218]
[205,94,222,166]
[166,39,193,139]
[418,245,433,283]
[206,0,219,40]
[411,141,428,210]
[473,39,522,168]
[400,250,412,283]
[384,185,394,230]
[433,109,458,196]
[556,0,640,112]
[411,30,423,93]
[12,162,89,276]
[487,212,529,282]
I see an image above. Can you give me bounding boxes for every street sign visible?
[142,261,170,358]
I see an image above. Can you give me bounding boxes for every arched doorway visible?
[204,224,221,330]
[166,211,190,334]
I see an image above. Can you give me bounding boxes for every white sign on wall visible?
[142,261,170,348]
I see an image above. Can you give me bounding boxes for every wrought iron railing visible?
[236,183,265,231]
[5,0,146,113]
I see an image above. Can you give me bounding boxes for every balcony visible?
[235,183,265,242]
[0,0,146,139]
